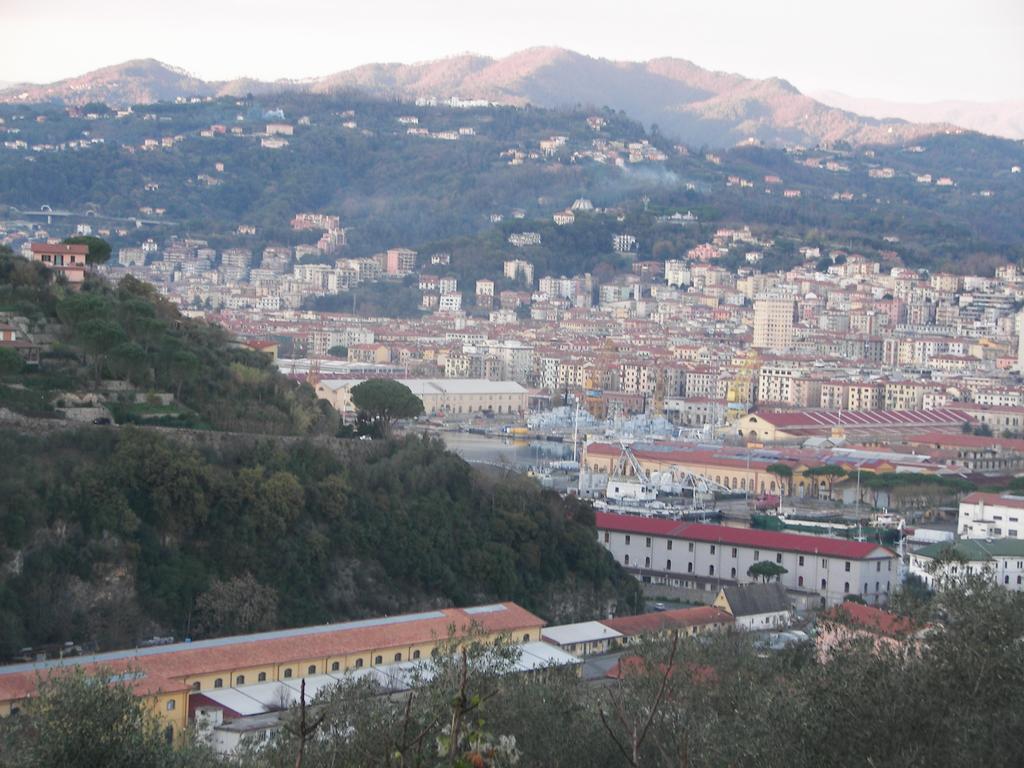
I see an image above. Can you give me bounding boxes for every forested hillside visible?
[0,427,637,656]
[1,93,1021,276]
[0,252,336,432]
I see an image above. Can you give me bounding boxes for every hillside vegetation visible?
[0,427,637,656]
[0,252,336,433]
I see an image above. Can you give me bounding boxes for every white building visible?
[713,583,792,630]
[910,539,1024,592]
[595,512,899,607]
[315,378,528,417]
[957,493,1024,540]
[664,260,690,288]
[541,622,623,656]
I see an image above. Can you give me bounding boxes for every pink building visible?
[30,243,88,285]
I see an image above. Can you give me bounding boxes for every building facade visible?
[595,512,898,607]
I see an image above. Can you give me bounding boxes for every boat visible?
[750,511,902,545]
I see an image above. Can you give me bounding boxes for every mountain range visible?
[0,48,969,148]
[812,90,1024,141]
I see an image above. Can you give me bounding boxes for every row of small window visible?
[990,529,1020,537]
[189,650,430,693]
[616,542,889,574]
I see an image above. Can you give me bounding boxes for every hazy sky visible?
[3,0,1022,103]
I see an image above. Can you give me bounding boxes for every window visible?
[888,560,892,571]
[875,582,879,592]
[863,583,868,594]
[876,561,881,572]
[844,561,851,572]
[798,556,804,567]
[603,532,609,543]
[754,550,760,560]
[308,665,316,675]
[214,678,223,688]
[165,726,174,746]
[167,700,176,712]
[645,556,651,568]
[191,681,200,692]
[798,576,804,587]
[1005,575,1010,585]
[374,655,382,665]
[1010,530,1019,537]
[666,559,672,570]
[822,559,827,569]
[821,579,827,589]
[236,675,245,686]
[688,542,694,552]
[710,545,716,555]
[625,535,631,545]
[709,565,715,576]
[283,669,292,679]
[646,537,652,547]
[331,661,340,672]
[624,554,630,566]
[730,567,736,578]
[394,653,402,662]
[687,562,693,573]
[355,659,364,668]
[667,540,673,550]
[258,672,267,682]
[731,547,737,558]
[413,649,422,659]
[843,582,850,593]
[776,553,782,564]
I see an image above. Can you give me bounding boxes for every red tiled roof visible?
[0,603,542,703]
[30,242,89,255]
[601,607,734,637]
[595,512,893,559]
[960,492,1024,510]
[826,602,917,638]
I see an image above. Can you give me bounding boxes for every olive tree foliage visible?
[0,668,219,768]
[193,573,279,638]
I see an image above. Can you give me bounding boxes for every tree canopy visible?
[349,378,424,435]
[61,235,112,265]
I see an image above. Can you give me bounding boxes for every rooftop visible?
[0,603,543,703]
[595,512,894,560]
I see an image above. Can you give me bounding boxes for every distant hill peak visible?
[0,49,965,147]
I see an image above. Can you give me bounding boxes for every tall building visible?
[385,248,417,276]
[752,298,796,350]
[1016,311,1024,372]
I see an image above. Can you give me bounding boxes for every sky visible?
[2,0,1022,103]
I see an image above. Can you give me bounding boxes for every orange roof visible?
[0,603,542,703]
[824,602,917,638]
[601,607,734,637]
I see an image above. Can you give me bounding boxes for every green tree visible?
[765,462,793,497]
[804,464,847,500]
[349,378,424,437]
[327,345,347,358]
[61,236,112,265]
[0,347,25,376]
[193,573,278,638]
[747,560,788,583]
[0,668,214,768]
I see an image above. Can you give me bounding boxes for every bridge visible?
[6,205,177,227]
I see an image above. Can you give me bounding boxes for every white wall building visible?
[957,493,1024,540]
[595,512,898,607]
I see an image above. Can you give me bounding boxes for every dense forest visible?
[1,577,1021,767]
[1,94,1021,278]
[0,426,637,656]
[0,252,336,432]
